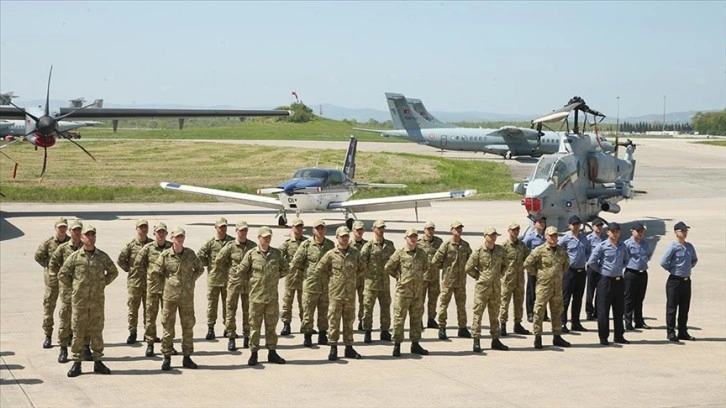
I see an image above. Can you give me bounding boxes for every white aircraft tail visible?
[385,93,424,141]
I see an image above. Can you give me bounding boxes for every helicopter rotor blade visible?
[44,66,53,117]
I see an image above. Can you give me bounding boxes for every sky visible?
[1,1,725,117]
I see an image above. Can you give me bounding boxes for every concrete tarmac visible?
[1,138,725,407]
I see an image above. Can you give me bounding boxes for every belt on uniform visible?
[604,276,622,281]
[570,268,586,273]
[669,275,690,281]
[625,268,647,273]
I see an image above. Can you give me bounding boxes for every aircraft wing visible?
[488,126,535,142]
[56,108,292,120]
[329,189,476,213]
[160,182,283,210]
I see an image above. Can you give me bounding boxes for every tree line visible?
[692,110,726,136]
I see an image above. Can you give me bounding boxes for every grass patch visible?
[695,140,726,146]
[0,140,518,202]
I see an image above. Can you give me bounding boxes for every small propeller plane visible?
[0,66,291,178]
[514,96,639,231]
[160,136,477,228]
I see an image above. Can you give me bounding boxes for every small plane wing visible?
[160,182,283,210]
[329,189,476,213]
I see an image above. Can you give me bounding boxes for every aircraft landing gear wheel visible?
[346,218,354,230]
[505,151,513,160]
[278,215,287,227]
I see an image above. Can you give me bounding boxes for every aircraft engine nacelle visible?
[27,133,56,148]
[601,202,621,214]
[586,152,633,184]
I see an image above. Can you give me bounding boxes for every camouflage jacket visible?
[230,245,288,304]
[418,235,443,281]
[466,244,508,289]
[49,239,83,288]
[385,246,429,298]
[118,236,153,287]
[197,234,235,275]
[278,235,308,286]
[134,240,172,294]
[58,247,118,309]
[501,237,530,286]
[291,237,335,294]
[212,239,256,288]
[360,238,396,291]
[524,244,570,286]
[316,246,364,302]
[35,235,70,270]
[153,247,204,302]
[432,238,472,288]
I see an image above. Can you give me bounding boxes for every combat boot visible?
[228,338,237,352]
[318,330,328,345]
[380,330,392,342]
[491,339,509,351]
[145,344,154,357]
[280,323,291,336]
[364,330,372,344]
[205,325,215,340]
[43,335,52,349]
[344,345,362,359]
[67,361,82,377]
[438,327,448,340]
[457,327,472,338]
[57,346,68,363]
[553,335,571,348]
[83,345,93,361]
[411,342,429,355]
[357,320,364,331]
[172,347,179,355]
[392,342,401,357]
[427,318,438,329]
[534,335,543,349]
[161,356,171,371]
[268,350,286,364]
[126,331,137,344]
[182,356,198,369]
[304,333,313,347]
[513,322,531,335]
[248,351,258,366]
[93,361,111,374]
[500,322,508,337]
[473,338,482,353]
[243,335,250,349]
[328,345,338,361]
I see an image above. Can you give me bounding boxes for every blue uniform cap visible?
[592,218,605,226]
[673,221,690,231]
[608,222,621,231]
[532,214,546,222]
[631,222,646,231]
[568,215,582,225]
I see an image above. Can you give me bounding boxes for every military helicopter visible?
[514,96,638,232]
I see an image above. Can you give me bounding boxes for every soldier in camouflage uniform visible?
[278,218,307,336]
[35,217,69,349]
[418,220,443,329]
[466,226,509,353]
[49,219,88,363]
[432,220,473,340]
[134,222,172,357]
[229,226,288,366]
[316,226,364,361]
[59,225,118,377]
[499,222,532,336]
[385,228,429,357]
[360,219,396,343]
[218,221,256,351]
[524,226,572,349]
[153,227,205,371]
[351,220,368,331]
[197,217,235,340]
[291,219,335,347]
[117,219,152,345]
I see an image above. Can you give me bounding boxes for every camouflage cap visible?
[291,218,304,227]
[136,219,149,228]
[170,227,186,238]
[484,226,501,236]
[404,228,418,237]
[450,220,464,229]
[508,222,521,230]
[424,221,436,229]
[55,217,68,227]
[215,217,228,227]
[236,220,249,231]
[373,220,386,228]
[154,222,168,232]
[70,219,83,230]
[545,226,559,236]
[312,219,326,228]
[352,220,365,230]
[335,226,350,236]
[82,224,96,235]
[258,226,273,237]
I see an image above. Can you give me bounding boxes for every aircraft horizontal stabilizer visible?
[160,182,283,210]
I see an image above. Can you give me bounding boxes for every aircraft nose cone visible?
[36,116,57,135]
[526,179,556,200]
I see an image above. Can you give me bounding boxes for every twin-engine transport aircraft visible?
[161,136,477,228]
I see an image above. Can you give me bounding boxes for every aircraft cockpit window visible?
[329,171,345,185]
[293,168,329,182]
[532,156,558,180]
[551,159,572,189]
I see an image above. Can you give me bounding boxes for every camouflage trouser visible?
[437,285,467,328]
[58,285,72,346]
[499,271,525,323]
[533,283,564,336]
[71,305,105,362]
[423,279,440,321]
[362,288,391,331]
[145,291,163,344]
[161,300,195,356]
[42,270,59,336]
[301,291,329,334]
[127,285,146,333]
[249,301,279,353]
[393,293,424,343]
[224,291,250,339]
[207,284,227,326]
[281,284,303,325]
[356,275,365,320]
[472,285,501,339]
[328,299,355,346]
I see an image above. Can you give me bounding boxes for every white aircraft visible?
[161,136,477,228]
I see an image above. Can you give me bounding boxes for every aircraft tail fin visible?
[343,136,357,180]
[407,98,454,128]
[385,93,424,140]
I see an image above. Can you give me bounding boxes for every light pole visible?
[616,96,620,136]
[662,95,667,135]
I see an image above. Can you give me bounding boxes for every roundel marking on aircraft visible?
[429,132,436,139]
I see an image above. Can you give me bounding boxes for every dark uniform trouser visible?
[145,292,163,344]
[328,299,356,346]
[71,305,105,362]
[437,285,467,328]
[665,275,691,335]
[281,284,303,325]
[42,271,59,337]
[249,301,279,352]
[585,266,601,318]
[225,292,250,338]
[423,279,440,321]
[363,288,391,331]
[207,284,226,326]
[562,268,586,325]
[473,287,500,340]
[596,276,625,341]
[393,293,424,343]
[302,291,329,334]
[624,269,648,326]
[161,300,195,356]
[127,285,146,332]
